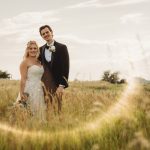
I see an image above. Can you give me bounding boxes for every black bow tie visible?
[45,45,50,49]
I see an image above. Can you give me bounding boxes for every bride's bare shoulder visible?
[20,59,29,68]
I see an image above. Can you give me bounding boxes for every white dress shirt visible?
[45,41,54,62]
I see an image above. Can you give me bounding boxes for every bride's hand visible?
[21,93,28,101]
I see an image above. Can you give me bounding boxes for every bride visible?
[18,40,46,122]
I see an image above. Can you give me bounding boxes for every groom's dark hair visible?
[39,25,53,35]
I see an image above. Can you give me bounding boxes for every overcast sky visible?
[0,0,150,81]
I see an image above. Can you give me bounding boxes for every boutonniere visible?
[49,45,56,52]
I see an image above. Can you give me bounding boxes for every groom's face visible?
[41,27,53,42]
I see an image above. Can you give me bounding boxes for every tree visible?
[0,70,11,79]
[102,70,110,82]
[109,72,119,84]
[102,71,126,84]
[119,79,126,84]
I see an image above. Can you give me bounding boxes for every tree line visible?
[102,70,126,84]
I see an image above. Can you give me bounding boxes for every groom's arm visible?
[59,45,69,88]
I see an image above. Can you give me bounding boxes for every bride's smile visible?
[28,45,38,57]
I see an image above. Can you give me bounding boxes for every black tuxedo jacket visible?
[38,41,69,88]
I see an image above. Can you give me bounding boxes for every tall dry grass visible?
[0,79,150,150]
[0,80,124,131]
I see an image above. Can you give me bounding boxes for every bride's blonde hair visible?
[23,41,39,59]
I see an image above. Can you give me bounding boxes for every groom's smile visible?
[40,27,53,43]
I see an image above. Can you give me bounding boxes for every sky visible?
[0,0,150,81]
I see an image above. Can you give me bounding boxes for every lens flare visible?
[86,78,138,130]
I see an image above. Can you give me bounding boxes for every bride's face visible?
[28,44,38,57]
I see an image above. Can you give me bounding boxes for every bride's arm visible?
[19,61,28,100]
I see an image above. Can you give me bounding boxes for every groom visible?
[38,25,69,113]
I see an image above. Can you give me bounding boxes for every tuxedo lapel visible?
[41,44,47,64]
[51,41,57,65]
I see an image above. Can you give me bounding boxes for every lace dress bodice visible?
[26,65,43,81]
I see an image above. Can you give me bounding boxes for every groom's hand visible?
[56,85,64,95]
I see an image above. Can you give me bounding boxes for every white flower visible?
[49,45,56,52]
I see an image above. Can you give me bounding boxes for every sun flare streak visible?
[86,78,138,130]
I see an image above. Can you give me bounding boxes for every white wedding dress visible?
[23,65,46,122]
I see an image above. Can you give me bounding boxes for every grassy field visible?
[0,79,150,150]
